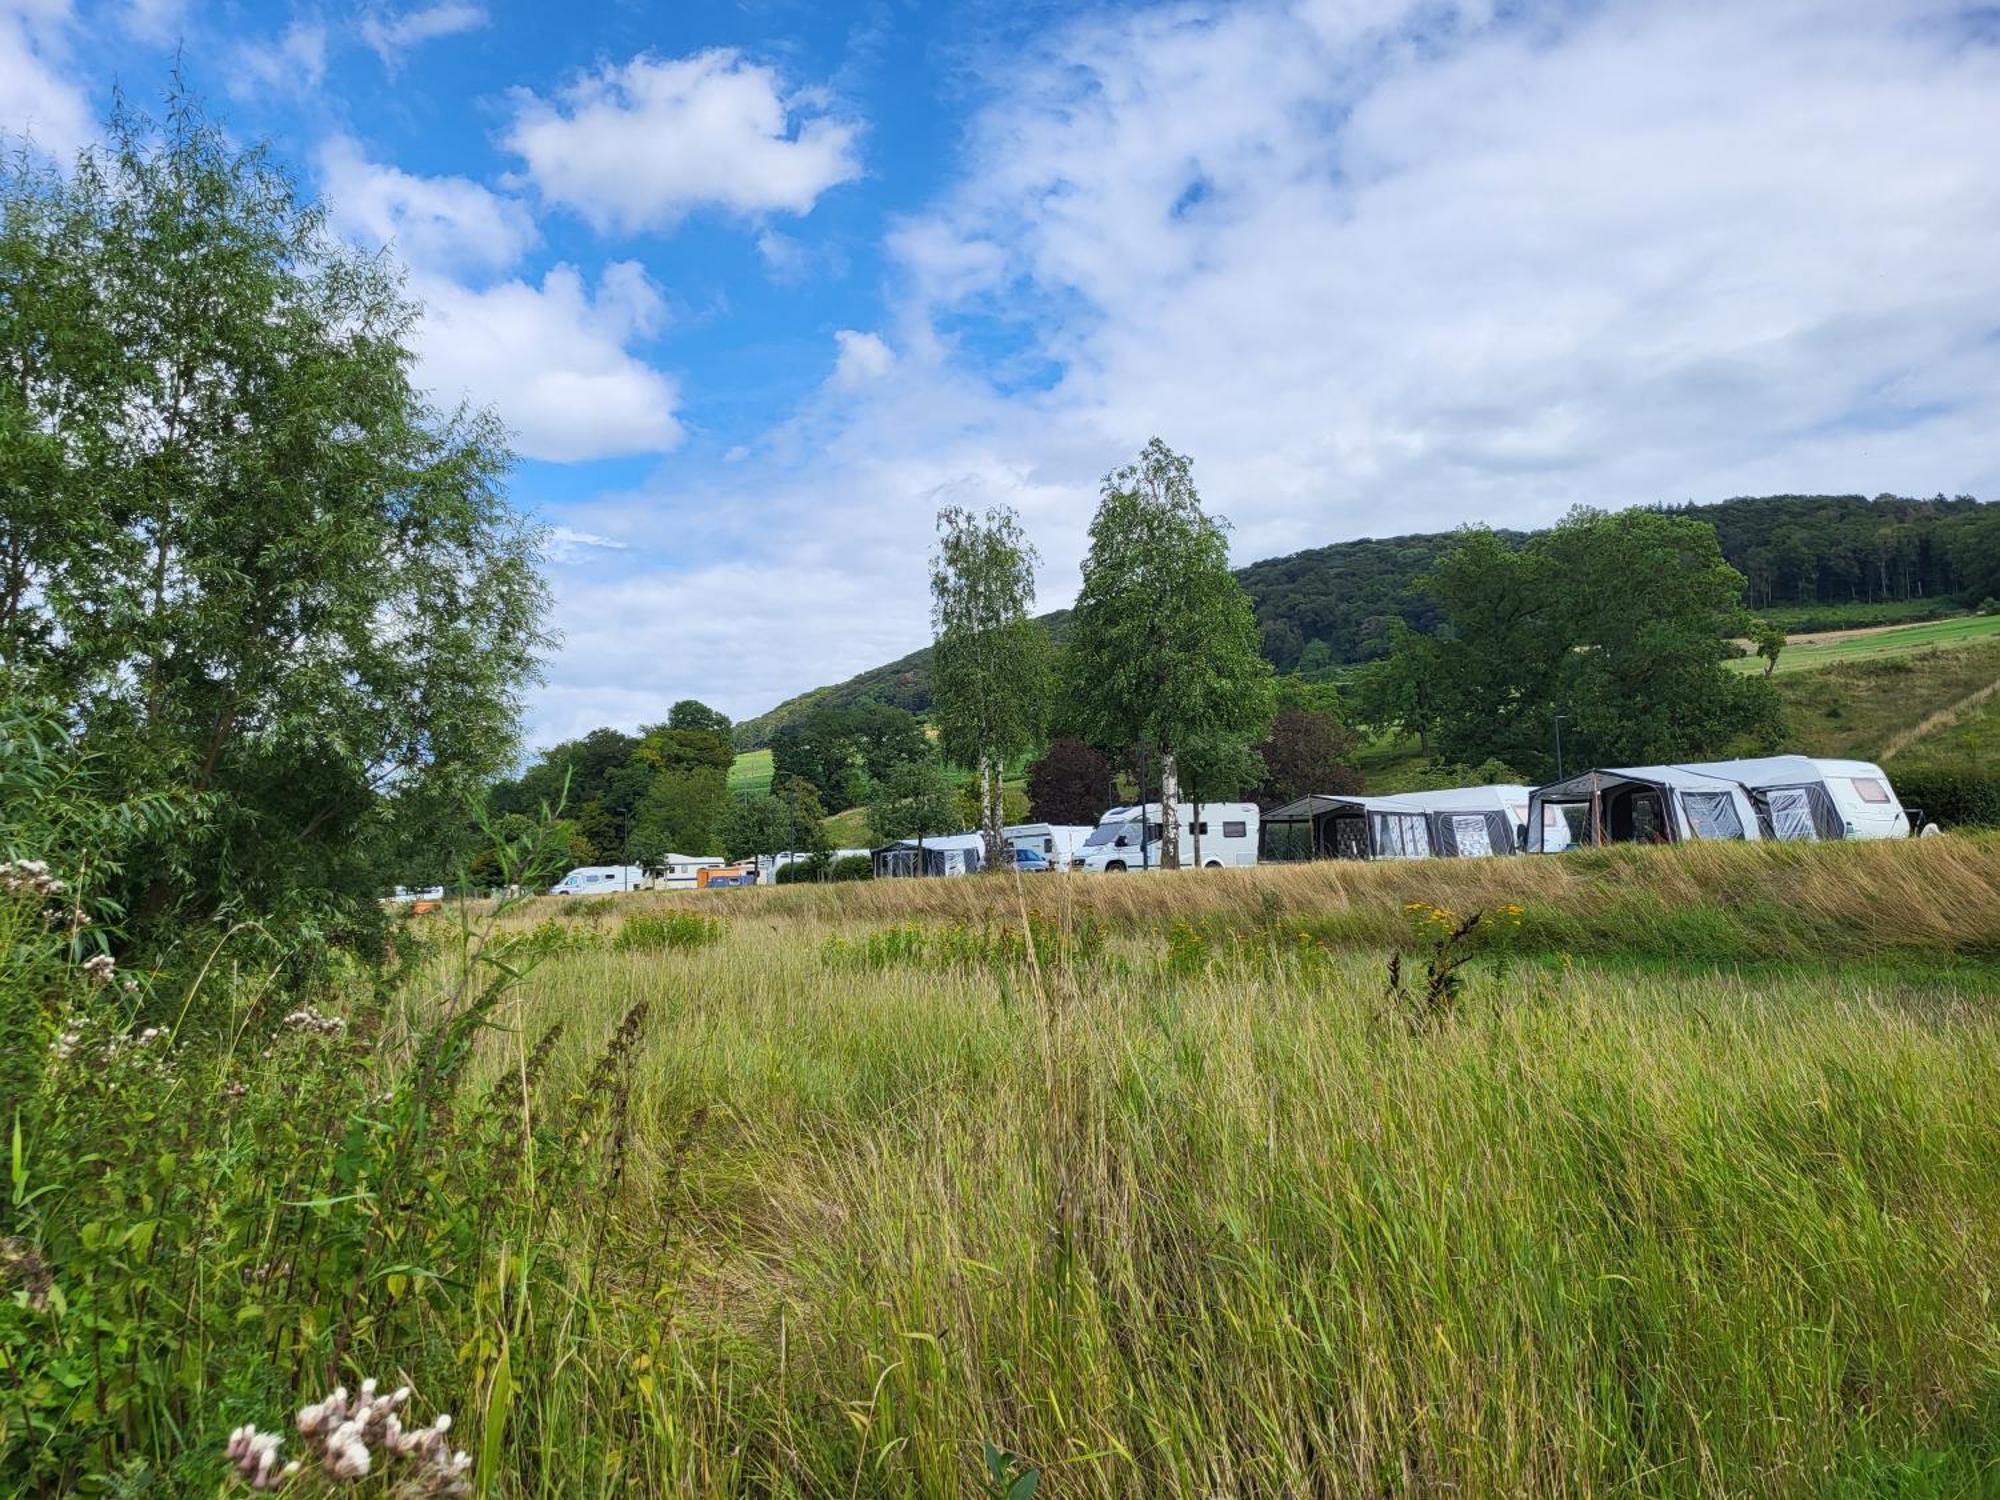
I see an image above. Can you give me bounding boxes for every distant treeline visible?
[735,493,1998,745]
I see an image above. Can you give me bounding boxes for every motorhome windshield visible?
[1083,822,1133,848]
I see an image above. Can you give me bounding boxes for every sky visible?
[6,0,2000,748]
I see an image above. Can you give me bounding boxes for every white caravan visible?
[1680,756,1913,841]
[653,854,725,889]
[1070,802,1260,872]
[1004,822,1097,866]
[549,864,646,896]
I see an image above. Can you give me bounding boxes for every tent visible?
[1675,756,1911,840]
[1525,766,1760,852]
[1260,785,1533,861]
[871,832,987,879]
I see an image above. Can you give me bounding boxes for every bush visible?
[614,911,725,951]
[776,856,827,884]
[828,854,874,882]
[1887,763,2000,829]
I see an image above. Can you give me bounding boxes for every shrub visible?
[614,911,725,952]
[776,856,828,884]
[1888,763,2000,829]
[828,854,874,882]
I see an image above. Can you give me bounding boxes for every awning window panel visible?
[1370,812,1432,859]
[1332,816,1369,860]
[1767,788,1817,841]
[1680,790,1745,841]
[1450,813,1494,857]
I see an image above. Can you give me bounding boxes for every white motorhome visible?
[548,864,646,896]
[1070,802,1259,872]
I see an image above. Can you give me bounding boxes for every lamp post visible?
[1553,714,1570,781]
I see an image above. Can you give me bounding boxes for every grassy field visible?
[409,837,2000,1495]
[727,746,775,796]
[1775,638,2000,763]
[1731,611,2000,675]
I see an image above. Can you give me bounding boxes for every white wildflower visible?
[80,953,116,987]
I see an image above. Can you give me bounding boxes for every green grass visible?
[727,747,773,796]
[1775,639,2000,761]
[1731,611,2000,674]
[454,836,2000,1495]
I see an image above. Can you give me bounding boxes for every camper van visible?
[548,864,646,896]
[1070,802,1259,872]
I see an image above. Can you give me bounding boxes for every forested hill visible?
[733,492,1997,746]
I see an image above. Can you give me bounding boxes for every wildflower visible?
[81,953,116,987]
[223,1425,296,1490]
[281,1006,347,1037]
[0,859,64,898]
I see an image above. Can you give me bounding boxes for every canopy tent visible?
[1526,766,1760,852]
[872,832,986,879]
[1261,785,1532,862]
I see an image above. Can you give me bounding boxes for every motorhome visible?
[548,865,646,896]
[1260,785,1532,861]
[1069,802,1259,872]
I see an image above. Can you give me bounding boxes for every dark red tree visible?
[1256,709,1361,808]
[1026,738,1115,824]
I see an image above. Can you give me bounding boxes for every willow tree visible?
[0,96,549,944]
[929,505,1050,868]
[1062,440,1271,869]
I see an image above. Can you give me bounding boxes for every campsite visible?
[8,10,2000,1498]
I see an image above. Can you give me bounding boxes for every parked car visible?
[1012,846,1053,873]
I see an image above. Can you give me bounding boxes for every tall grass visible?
[9,837,2000,1494]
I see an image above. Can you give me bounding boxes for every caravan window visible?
[1371,812,1431,858]
[1767,788,1817,841]
[1195,821,1208,836]
[1450,814,1493,856]
[1681,791,1744,840]
[1222,820,1247,839]
[1852,777,1891,804]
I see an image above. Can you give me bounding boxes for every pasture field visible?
[1777,638,2000,763]
[1733,611,2000,675]
[727,747,775,796]
[430,838,2000,1495]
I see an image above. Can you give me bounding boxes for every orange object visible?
[409,899,442,916]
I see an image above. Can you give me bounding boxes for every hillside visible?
[732,492,1998,747]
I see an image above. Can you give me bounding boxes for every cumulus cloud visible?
[829,330,895,389]
[360,2,486,69]
[320,135,536,275]
[526,0,2000,740]
[318,141,682,462]
[0,0,92,156]
[503,49,863,233]
[415,261,682,462]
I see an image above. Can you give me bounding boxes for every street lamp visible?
[1553,714,1570,781]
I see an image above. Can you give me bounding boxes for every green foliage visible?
[613,911,724,952]
[0,97,550,946]
[931,504,1051,859]
[1391,509,1781,777]
[1025,737,1114,825]
[1748,616,1787,676]
[1062,439,1274,864]
[1254,707,1360,806]
[821,913,1106,972]
[827,854,874,882]
[866,757,962,845]
[667,698,733,738]
[721,777,828,860]
[1885,765,2000,830]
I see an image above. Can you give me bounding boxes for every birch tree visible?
[1062,440,1271,868]
[929,505,1050,869]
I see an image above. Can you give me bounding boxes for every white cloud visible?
[545,526,630,562]
[829,330,894,389]
[317,141,682,462]
[320,135,536,275]
[230,19,328,98]
[503,49,863,233]
[526,0,2000,742]
[415,261,682,462]
[0,0,91,157]
[360,2,486,69]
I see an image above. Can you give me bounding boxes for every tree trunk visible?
[979,755,1009,872]
[1158,751,1181,869]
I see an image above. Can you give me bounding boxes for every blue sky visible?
[7,0,2000,746]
